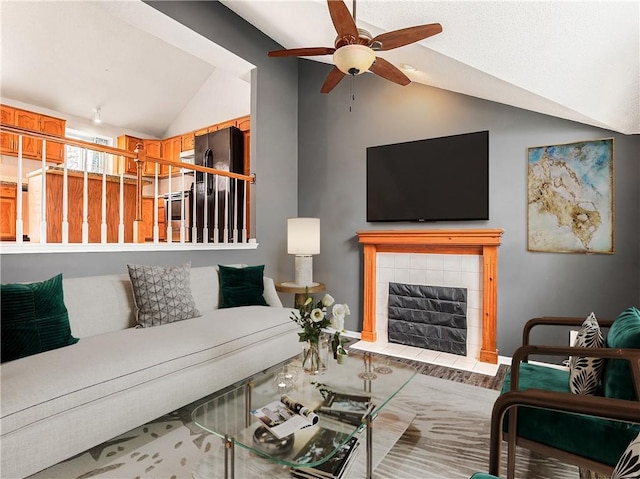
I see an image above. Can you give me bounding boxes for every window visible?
[65,129,114,174]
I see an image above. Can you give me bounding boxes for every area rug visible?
[29,374,580,479]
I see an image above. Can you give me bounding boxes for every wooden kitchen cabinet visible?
[142,139,162,176]
[181,133,194,152]
[1,105,16,154]
[0,105,66,163]
[162,136,182,176]
[0,184,17,241]
[14,109,40,158]
[117,135,142,175]
[141,198,166,242]
[40,115,65,162]
[237,116,250,132]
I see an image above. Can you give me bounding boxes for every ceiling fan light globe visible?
[333,44,375,76]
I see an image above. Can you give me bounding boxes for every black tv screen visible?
[366,131,489,222]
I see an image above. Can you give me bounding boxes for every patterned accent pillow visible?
[127,263,200,328]
[612,431,640,479]
[569,312,605,395]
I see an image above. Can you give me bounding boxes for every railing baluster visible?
[223,176,229,244]
[101,158,107,244]
[191,171,197,244]
[82,149,89,244]
[166,169,172,243]
[62,145,69,243]
[118,169,124,243]
[212,174,218,244]
[15,136,23,243]
[242,179,247,243]
[204,172,209,244]
[180,171,185,243]
[153,163,159,243]
[233,178,238,243]
[40,138,47,244]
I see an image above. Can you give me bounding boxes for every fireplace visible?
[357,229,503,364]
[388,282,468,356]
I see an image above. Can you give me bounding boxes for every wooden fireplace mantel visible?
[357,229,504,364]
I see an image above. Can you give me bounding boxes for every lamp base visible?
[294,255,316,287]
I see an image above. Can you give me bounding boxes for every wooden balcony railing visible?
[0,123,255,250]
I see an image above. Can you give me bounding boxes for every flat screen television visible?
[366,131,489,222]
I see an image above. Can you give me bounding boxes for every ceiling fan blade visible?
[268,47,335,58]
[321,66,346,93]
[328,0,358,39]
[369,57,411,86]
[370,23,443,51]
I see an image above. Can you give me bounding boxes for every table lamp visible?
[287,218,320,287]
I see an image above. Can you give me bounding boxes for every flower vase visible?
[302,340,327,374]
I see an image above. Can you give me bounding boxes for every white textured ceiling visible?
[1,1,638,137]
[0,1,253,138]
[222,0,640,135]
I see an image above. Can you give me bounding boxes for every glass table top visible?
[191,350,416,469]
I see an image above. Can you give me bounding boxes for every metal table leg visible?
[366,413,373,479]
[223,434,235,479]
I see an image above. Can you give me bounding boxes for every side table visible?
[275,281,326,307]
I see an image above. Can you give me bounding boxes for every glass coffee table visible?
[192,351,416,479]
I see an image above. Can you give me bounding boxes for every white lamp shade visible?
[333,44,376,75]
[287,218,320,255]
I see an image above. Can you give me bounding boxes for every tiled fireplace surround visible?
[352,229,503,376]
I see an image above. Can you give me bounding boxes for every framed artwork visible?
[527,138,614,254]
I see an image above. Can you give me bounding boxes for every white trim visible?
[0,241,259,255]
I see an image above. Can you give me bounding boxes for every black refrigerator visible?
[192,126,244,243]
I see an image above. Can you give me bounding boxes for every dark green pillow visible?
[603,306,640,401]
[218,265,268,308]
[1,274,79,363]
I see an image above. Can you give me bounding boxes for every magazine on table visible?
[316,392,373,426]
[290,428,359,479]
[251,395,319,439]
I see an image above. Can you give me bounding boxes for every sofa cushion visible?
[604,306,640,401]
[127,263,201,327]
[612,431,640,478]
[63,274,136,338]
[569,312,605,395]
[1,274,78,363]
[502,362,639,467]
[0,305,297,436]
[219,264,268,308]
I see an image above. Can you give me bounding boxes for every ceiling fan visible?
[268,0,442,93]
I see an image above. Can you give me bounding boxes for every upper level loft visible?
[0,104,256,254]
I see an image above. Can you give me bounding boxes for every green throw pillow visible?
[1,273,79,363]
[603,306,640,401]
[218,264,268,308]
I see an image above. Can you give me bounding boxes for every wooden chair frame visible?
[488,316,640,479]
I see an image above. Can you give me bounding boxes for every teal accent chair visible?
[488,307,640,479]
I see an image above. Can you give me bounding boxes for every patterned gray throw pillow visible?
[127,263,200,328]
[612,431,640,479]
[569,312,605,395]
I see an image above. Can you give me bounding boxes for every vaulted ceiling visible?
[1,1,638,137]
[222,0,639,135]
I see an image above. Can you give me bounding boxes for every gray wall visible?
[297,59,640,357]
[0,1,299,284]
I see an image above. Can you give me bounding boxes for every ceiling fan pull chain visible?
[349,75,356,112]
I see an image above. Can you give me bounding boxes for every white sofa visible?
[0,266,300,478]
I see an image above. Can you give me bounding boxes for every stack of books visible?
[290,428,359,479]
[315,392,373,427]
